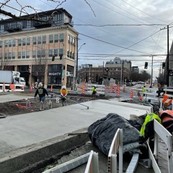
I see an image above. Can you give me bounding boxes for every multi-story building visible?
[0,8,78,88]
[131,66,139,73]
[78,58,131,84]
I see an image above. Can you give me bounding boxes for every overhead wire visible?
[120,0,167,23]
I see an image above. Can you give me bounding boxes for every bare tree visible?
[0,0,96,21]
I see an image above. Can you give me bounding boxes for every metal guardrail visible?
[0,83,24,92]
[84,150,99,173]
[154,119,173,173]
[108,128,123,173]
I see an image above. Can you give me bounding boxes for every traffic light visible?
[162,62,165,69]
[144,62,148,69]
[52,55,55,61]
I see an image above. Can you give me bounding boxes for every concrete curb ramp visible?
[0,129,89,173]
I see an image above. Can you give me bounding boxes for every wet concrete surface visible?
[0,92,171,173]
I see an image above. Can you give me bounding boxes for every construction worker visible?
[92,86,97,96]
[60,86,68,106]
[34,82,48,111]
[156,83,165,97]
[142,85,146,96]
[140,113,161,142]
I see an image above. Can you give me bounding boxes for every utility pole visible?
[151,55,153,87]
[166,25,169,87]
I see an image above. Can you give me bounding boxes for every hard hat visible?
[62,85,66,89]
[38,82,43,88]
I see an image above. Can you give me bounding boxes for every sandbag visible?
[88,113,140,156]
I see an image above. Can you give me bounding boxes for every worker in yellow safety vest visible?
[60,86,68,106]
[140,113,161,140]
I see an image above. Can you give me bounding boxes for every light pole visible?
[76,42,86,83]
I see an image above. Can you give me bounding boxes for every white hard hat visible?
[62,85,66,89]
[38,82,43,88]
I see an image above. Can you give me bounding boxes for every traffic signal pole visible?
[166,25,169,87]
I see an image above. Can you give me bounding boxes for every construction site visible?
[0,85,172,173]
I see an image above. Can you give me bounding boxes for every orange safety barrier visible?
[130,89,134,100]
[10,83,15,91]
[81,82,86,95]
[162,94,172,108]
[116,84,120,96]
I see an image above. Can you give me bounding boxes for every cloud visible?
[0,0,171,78]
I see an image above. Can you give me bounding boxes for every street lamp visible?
[76,42,86,83]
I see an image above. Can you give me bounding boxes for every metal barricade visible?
[108,128,123,173]
[154,119,173,173]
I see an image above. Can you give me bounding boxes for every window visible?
[54,49,58,56]
[18,39,22,46]
[49,49,53,57]
[42,35,46,44]
[59,33,64,42]
[42,50,46,57]
[22,38,26,46]
[54,34,58,42]
[67,50,70,57]
[12,39,16,47]
[37,50,41,58]
[49,35,53,43]
[26,51,30,58]
[32,50,36,58]
[12,52,15,59]
[8,40,12,47]
[0,25,4,32]
[59,48,63,59]
[5,52,8,59]
[8,52,12,59]
[0,41,2,48]
[22,51,25,59]
[38,36,41,44]
[18,52,21,59]
[5,40,8,47]
[27,38,30,45]
[33,37,37,45]
[27,21,32,28]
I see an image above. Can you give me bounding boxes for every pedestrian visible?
[60,85,68,106]
[156,83,165,97]
[92,86,97,96]
[34,82,48,110]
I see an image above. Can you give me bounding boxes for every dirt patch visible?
[0,93,102,117]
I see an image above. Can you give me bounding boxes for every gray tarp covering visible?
[88,113,140,156]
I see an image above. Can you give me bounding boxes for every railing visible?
[108,128,123,173]
[154,119,173,173]
[0,83,24,92]
[84,150,99,173]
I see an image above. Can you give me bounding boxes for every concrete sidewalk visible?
[0,94,152,172]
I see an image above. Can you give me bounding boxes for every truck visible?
[0,70,26,86]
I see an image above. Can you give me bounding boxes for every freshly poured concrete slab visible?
[0,93,33,103]
[0,99,152,158]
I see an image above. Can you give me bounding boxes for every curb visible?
[0,129,89,173]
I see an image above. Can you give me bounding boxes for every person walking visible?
[34,82,48,110]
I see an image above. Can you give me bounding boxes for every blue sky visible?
[1,0,173,78]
